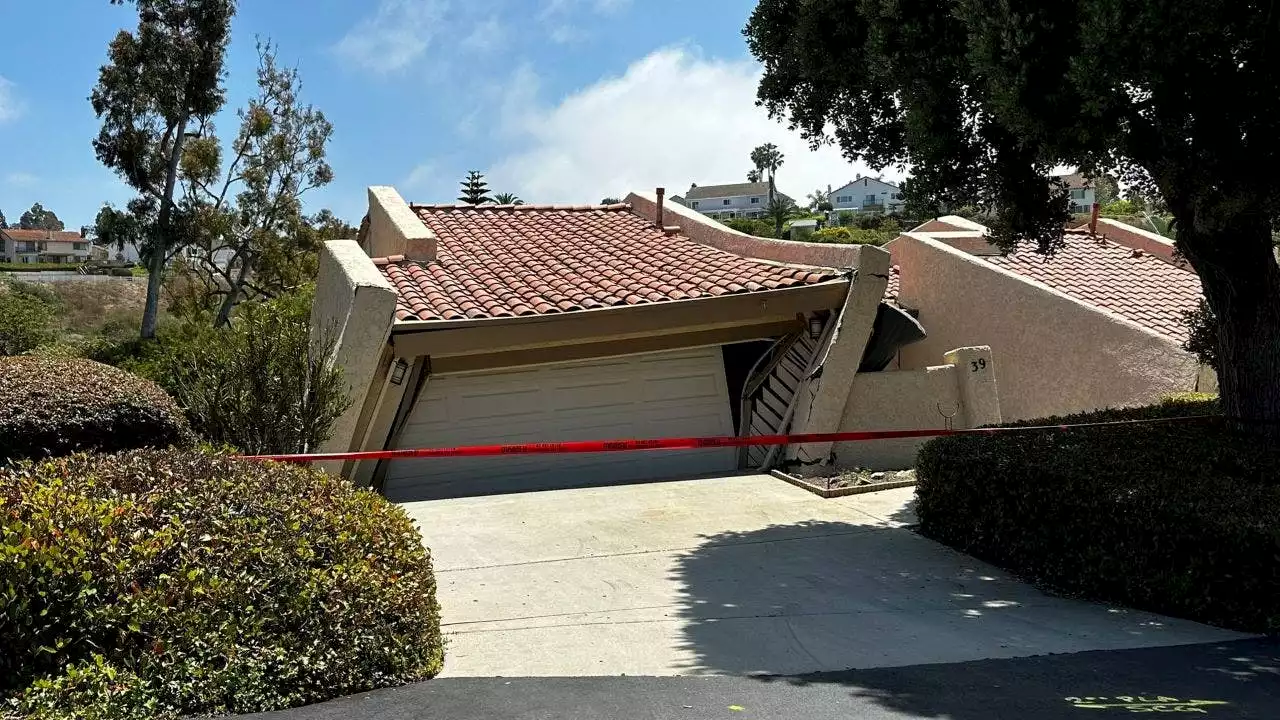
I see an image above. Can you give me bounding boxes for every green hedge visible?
[1,449,444,719]
[809,227,896,245]
[0,357,195,462]
[915,395,1280,633]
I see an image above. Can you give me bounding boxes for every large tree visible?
[746,0,1280,430]
[91,0,234,339]
[17,203,65,231]
[0,209,6,229]
[176,42,335,327]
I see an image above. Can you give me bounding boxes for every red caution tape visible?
[241,415,1210,463]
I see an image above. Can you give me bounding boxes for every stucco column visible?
[943,345,1001,428]
[788,245,891,464]
[311,240,398,475]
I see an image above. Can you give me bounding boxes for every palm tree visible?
[806,188,833,212]
[492,192,524,205]
[766,197,801,237]
[750,143,785,233]
[747,169,762,183]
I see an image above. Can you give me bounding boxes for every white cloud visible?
[0,76,22,123]
[548,24,587,45]
[334,0,447,74]
[5,172,38,187]
[461,16,506,54]
[488,46,901,205]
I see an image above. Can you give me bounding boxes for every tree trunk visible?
[142,115,190,339]
[215,258,251,328]
[1181,215,1280,435]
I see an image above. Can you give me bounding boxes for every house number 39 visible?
[970,358,987,372]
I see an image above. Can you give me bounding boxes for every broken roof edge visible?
[627,190,874,272]
[894,231,1190,345]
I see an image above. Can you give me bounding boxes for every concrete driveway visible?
[400,474,1247,678]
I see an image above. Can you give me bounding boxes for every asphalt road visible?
[244,637,1280,719]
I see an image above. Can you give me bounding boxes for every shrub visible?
[809,227,896,245]
[915,397,1280,633]
[0,356,194,462]
[724,218,776,238]
[134,288,348,455]
[0,279,58,355]
[0,449,444,719]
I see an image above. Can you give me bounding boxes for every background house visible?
[829,176,905,216]
[886,216,1212,422]
[1056,172,1096,213]
[0,228,92,264]
[677,181,792,220]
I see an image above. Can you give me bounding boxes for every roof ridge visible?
[410,202,632,212]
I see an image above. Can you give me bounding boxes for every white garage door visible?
[382,346,737,501]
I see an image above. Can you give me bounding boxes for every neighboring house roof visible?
[1,229,84,242]
[1055,172,1093,190]
[376,203,841,322]
[985,228,1202,343]
[830,176,902,195]
[684,182,772,200]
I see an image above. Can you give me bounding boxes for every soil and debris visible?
[784,466,916,491]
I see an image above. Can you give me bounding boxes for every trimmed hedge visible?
[1,450,444,719]
[0,357,194,462]
[915,394,1280,633]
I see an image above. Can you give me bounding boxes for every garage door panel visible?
[383,346,737,501]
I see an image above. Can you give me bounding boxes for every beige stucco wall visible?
[787,246,891,463]
[311,240,399,473]
[833,346,999,470]
[889,233,1204,422]
[364,186,437,261]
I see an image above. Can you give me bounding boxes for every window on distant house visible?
[691,201,699,209]
[723,199,731,205]
[837,195,852,203]
[73,242,88,251]
[1070,188,1087,199]
[892,193,904,200]
[865,194,878,204]
[751,197,760,204]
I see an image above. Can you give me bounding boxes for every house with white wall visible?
[0,228,93,264]
[1057,172,1096,213]
[829,176,905,216]
[676,182,793,220]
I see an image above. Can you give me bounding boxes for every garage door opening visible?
[380,346,741,502]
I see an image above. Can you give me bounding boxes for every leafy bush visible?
[0,356,194,462]
[1101,199,1137,216]
[134,288,348,455]
[724,218,777,238]
[1181,297,1219,371]
[0,279,58,355]
[809,227,896,245]
[1,449,444,719]
[915,395,1280,633]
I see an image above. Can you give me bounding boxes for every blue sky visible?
[0,0,890,230]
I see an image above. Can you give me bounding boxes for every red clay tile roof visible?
[1,229,84,242]
[985,229,1203,343]
[885,264,901,302]
[377,203,842,322]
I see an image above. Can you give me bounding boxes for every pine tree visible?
[458,171,493,205]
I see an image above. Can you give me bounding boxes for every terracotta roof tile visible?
[378,204,842,322]
[885,264,901,302]
[985,230,1203,343]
